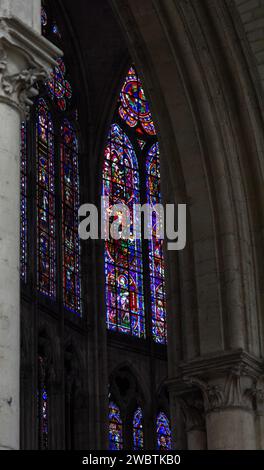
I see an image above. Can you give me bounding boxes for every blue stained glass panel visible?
[133,407,144,450]
[157,412,172,450]
[109,402,123,450]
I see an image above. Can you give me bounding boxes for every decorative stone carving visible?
[183,376,225,412]
[245,376,264,413]
[183,366,258,412]
[0,17,61,117]
[177,394,205,432]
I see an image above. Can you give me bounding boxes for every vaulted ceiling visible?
[60,0,129,132]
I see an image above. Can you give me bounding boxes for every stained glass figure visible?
[157,412,172,450]
[21,122,27,282]
[38,356,49,450]
[133,407,144,450]
[36,98,56,298]
[109,401,123,450]
[146,143,167,344]
[103,123,145,338]
[119,66,156,136]
[61,119,81,314]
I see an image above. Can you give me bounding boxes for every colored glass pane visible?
[36,98,56,298]
[61,119,81,314]
[119,66,156,136]
[52,22,62,39]
[146,143,167,344]
[133,407,144,450]
[103,124,145,338]
[47,58,72,111]
[109,402,123,450]
[104,66,167,344]
[157,412,172,450]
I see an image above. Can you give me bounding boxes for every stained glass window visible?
[133,407,144,450]
[103,124,145,338]
[147,144,167,344]
[36,98,56,298]
[103,66,167,344]
[61,119,81,314]
[21,5,81,315]
[119,66,156,136]
[38,356,49,450]
[47,58,72,111]
[109,401,123,450]
[42,5,72,112]
[20,122,27,282]
[157,412,172,450]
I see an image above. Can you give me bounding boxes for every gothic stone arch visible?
[109,0,264,450]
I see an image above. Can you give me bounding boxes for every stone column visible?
[206,408,256,450]
[184,367,258,450]
[0,10,60,449]
[256,402,264,450]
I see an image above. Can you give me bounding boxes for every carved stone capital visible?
[0,16,61,117]
[183,367,255,413]
[245,376,264,414]
[167,350,264,416]
[183,376,225,412]
[177,394,205,432]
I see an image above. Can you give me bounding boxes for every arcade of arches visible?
[0,0,264,450]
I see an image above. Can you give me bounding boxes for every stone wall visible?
[235,0,264,85]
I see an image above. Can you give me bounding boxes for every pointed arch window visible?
[133,407,144,450]
[61,119,81,313]
[36,98,56,298]
[103,124,145,337]
[156,412,172,450]
[109,401,123,450]
[20,2,82,315]
[146,143,166,343]
[103,66,167,344]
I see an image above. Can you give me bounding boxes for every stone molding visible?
[234,0,264,89]
[178,350,263,379]
[0,16,61,116]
